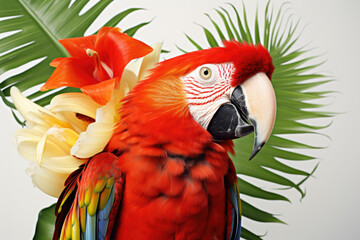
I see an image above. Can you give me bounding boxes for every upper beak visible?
[232,72,276,160]
[207,72,276,160]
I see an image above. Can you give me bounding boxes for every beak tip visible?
[249,141,265,160]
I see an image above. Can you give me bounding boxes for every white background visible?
[0,0,359,239]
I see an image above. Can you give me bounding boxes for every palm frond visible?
[33,204,56,240]
[179,1,333,239]
[0,0,149,120]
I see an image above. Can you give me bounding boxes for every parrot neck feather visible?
[111,75,214,156]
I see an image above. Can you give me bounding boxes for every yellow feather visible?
[80,206,86,233]
[65,215,72,239]
[87,193,99,216]
[84,185,93,206]
[99,187,112,211]
[94,178,107,193]
[78,189,85,208]
[106,177,114,188]
[72,212,80,240]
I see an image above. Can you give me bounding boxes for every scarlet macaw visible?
[51,32,276,240]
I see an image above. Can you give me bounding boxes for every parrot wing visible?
[224,154,242,240]
[53,152,124,240]
[228,180,242,240]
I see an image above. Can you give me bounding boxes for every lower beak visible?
[207,72,276,160]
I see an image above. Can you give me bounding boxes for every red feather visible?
[147,41,274,86]
[54,41,270,239]
[106,66,238,239]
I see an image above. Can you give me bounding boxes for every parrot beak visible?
[232,72,276,160]
[207,72,276,160]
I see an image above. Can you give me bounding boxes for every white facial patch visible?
[181,63,235,129]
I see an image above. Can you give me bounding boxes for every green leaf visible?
[215,9,235,40]
[254,8,261,44]
[180,1,334,239]
[205,13,226,41]
[123,19,152,37]
[220,7,241,41]
[0,0,149,121]
[200,25,219,47]
[242,2,254,43]
[33,204,56,240]
[238,178,289,202]
[185,34,203,50]
[242,200,285,223]
[241,227,263,240]
[101,8,144,29]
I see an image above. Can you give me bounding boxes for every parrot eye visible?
[200,67,212,80]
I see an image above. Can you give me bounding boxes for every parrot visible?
[53,40,276,240]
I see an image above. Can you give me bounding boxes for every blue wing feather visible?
[85,213,96,240]
[54,152,124,240]
[229,182,242,240]
[97,186,116,240]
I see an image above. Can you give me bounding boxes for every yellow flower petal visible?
[10,87,50,119]
[47,127,79,147]
[56,112,89,133]
[71,96,117,158]
[16,139,38,161]
[138,43,162,81]
[16,131,69,164]
[71,122,114,158]
[14,129,44,144]
[122,43,162,90]
[10,87,69,127]
[41,111,73,130]
[121,68,138,94]
[26,164,69,198]
[36,134,47,166]
[40,156,84,174]
[49,93,101,120]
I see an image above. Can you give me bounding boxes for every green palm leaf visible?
[1,1,333,239]
[33,204,56,240]
[0,0,149,121]
[179,1,333,239]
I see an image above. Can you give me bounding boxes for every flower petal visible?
[41,58,98,91]
[17,133,69,163]
[95,27,153,81]
[27,164,68,198]
[15,130,41,161]
[120,43,162,94]
[71,97,117,158]
[55,112,89,134]
[120,68,138,94]
[137,43,162,81]
[50,57,66,67]
[40,155,84,174]
[70,123,113,158]
[11,87,51,121]
[80,78,116,105]
[36,134,47,165]
[58,35,97,58]
[49,92,101,120]
[11,87,70,132]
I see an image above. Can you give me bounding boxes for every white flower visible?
[11,43,162,197]
[12,88,102,197]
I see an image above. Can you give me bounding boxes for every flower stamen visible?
[86,48,112,81]
[86,48,97,57]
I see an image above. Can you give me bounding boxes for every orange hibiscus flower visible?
[41,27,153,105]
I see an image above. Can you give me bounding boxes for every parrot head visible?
[128,41,276,160]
